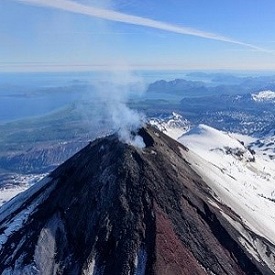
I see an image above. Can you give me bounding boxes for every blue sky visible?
[1,0,275,72]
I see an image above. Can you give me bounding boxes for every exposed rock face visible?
[0,126,272,274]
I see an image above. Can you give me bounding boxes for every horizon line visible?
[2,63,275,73]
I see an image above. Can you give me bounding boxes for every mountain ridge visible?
[0,125,273,274]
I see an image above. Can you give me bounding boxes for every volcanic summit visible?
[0,125,272,274]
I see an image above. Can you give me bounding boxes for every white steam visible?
[16,0,147,146]
[90,69,146,148]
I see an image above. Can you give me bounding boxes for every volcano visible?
[0,126,273,274]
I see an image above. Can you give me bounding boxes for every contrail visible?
[16,0,267,52]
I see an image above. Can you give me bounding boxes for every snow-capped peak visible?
[252,90,275,102]
[149,112,190,140]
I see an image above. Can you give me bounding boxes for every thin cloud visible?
[16,0,268,52]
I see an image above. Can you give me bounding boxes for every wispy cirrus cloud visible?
[16,0,268,52]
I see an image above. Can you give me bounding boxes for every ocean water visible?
[0,70,190,123]
[1,69,259,123]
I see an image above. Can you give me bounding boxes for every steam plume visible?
[16,0,267,52]
[82,69,146,148]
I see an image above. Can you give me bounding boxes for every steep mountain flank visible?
[0,126,272,274]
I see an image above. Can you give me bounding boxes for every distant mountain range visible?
[147,75,275,97]
[143,76,275,135]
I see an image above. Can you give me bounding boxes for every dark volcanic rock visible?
[0,126,271,274]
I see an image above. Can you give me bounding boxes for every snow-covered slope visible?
[252,90,275,102]
[0,174,46,207]
[149,112,190,140]
[177,124,275,271]
[249,130,275,161]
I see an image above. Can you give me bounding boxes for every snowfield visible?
[0,174,47,207]
[249,131,275,161]
[176,124,275,271]
[177,125,275,240]
[149,112,190,140]
[252,90,275,102]
[0,176,55,249]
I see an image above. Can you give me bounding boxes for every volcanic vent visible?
[0,125,272,274]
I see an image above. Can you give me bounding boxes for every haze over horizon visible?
[1,0,275,72]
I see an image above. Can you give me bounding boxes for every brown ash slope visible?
[0,126,271,274]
